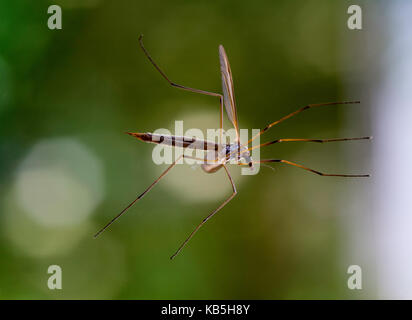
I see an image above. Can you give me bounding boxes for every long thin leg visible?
[248,136,371,152]
[170,164,237,259]
[248,159,369,177]
[94,155,184,238]
[182,154,221,164]
[247,101,361,144]
[138,35,224,141]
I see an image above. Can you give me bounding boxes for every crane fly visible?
[94,35,371,259]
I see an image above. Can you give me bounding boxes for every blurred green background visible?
[0,0,376,299]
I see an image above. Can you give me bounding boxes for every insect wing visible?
[219,45,239,136]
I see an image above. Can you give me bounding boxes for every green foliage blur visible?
[0,0,373,299]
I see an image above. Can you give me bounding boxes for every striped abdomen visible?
[126,132,219,151]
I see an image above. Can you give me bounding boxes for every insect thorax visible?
[221,143,252,165]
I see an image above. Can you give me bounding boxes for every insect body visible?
[127,131,254,172]
[94,35,371,259]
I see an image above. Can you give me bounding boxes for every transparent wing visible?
[219,45,239,139]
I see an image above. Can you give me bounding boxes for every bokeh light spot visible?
[14,137,104,227]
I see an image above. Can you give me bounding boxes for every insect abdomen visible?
[127,132,219,150]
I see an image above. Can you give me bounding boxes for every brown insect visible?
[94,35,371,259]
